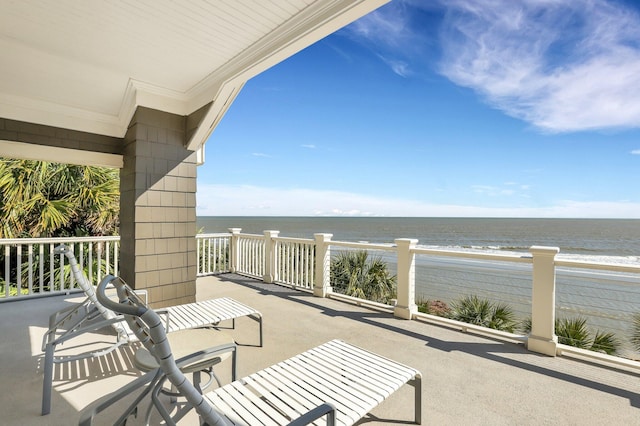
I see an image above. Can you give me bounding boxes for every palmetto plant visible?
[631,313,640,353]
[522,316,620,355]
[0,159,119,238]
[556,317,619,354]
[330,250,396,304]
[448,294,518,332]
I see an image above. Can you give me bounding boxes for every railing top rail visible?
[412,247,532,263]
[235,233,266,240]
[555,259,640,274]
[0,236,120,245]
[196,233,232,238]
[274,236,314,244]
[329,240,397,251]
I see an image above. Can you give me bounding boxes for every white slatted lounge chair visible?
[80,275,423,425]
[41,245,262,415]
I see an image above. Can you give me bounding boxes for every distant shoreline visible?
[197,216,640,259]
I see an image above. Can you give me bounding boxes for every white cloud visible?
[377,54,411,77]
[345,2,420,77]
[252,152,272,158]
[301,144,316,149]
[347,5,412,48]
[196,184,640,218]
[472,182,529,197]
[437,0,640,132]
[632,149,640,155]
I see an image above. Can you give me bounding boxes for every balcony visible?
[2,272,640,425]
[2,231,640,424]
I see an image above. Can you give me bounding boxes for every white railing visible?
[0,236,120,301]
[3,229,640,369]
[274,236,316,290]
[219,229,640,368]
[196,233,231,275]
[229,229,266,279]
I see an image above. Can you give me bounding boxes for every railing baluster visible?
[88,243,93,286]
[48,244,54,293]
[292,243,300,287]
[207,237,211,273]
[252,239,257,275]
[114,241,119,276]
[251,239,255,274]
[105,241,111,275]
[16,245,22,295]
[244,238,248,274]
[38,243,44,293]
[67,244,74,288]
[259,240,264,276]
[79,243,84,288]
[274,241,280,282]
[251,239,256,275]
[254,239,258,275]
[208,237,212,274]
[97,242,103,283]
[3,245,10,298]
[240,238,245,273]
[58,245,65,291]
[214,238,221,273]
[303,244,309,288]
[27,244,33,295]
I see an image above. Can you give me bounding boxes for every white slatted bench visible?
[205,339,422,425]
[167,297,262,343]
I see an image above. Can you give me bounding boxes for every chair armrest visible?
[174,342,237,374]
[155,308,171,330]
[288,403,336,426]
[134,289,148,304]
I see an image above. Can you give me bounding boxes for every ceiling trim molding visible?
[0,140,123,168]
[187,0,389,112]
[186,81,244,151]
[0,93,124,138]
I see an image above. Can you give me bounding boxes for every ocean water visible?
[197,217,640,260]
[197,217,640,350]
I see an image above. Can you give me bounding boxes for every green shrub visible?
[448,295,518,332]
[630,313,640,353]
[330,250,396,304]
[523,316,620,355]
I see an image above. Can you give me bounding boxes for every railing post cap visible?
[229,228,242,234]
[314,233,333,241]
[263,230,279,237]
[529,246,560,255]
[395,238,418,246]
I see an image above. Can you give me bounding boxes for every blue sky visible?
[198,0,640,218]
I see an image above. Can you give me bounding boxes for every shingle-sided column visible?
[120,107,197,307]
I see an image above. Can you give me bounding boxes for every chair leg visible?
[258,315,263,347]
[248,313,263,347]
[78,369,160,426]
[41,343,55,415]
[412,375,422,424]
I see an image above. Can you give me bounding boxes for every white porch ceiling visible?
[0,0,388,150]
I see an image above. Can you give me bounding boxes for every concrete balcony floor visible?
[3,273,639,425]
